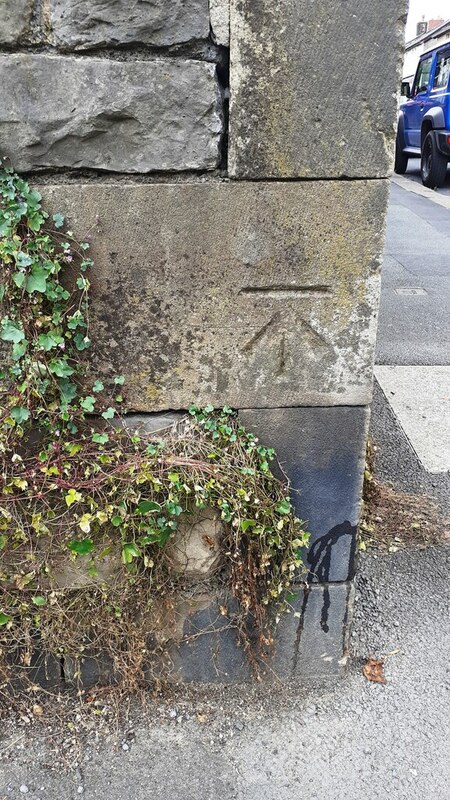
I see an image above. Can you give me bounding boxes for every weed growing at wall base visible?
[0,167,309,702]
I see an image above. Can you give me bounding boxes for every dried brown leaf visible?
[363,657,386,684]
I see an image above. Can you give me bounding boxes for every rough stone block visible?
[64,652,114,688]
[49,0,210,48]
[8,648,61,690]
[239,407,369,583]
[0,0,34,44]
[271,582,353,680]
[39,180,387,409]
[229,0,407,178]
[168,508,224,578]
[165,595,252,683]
[0,55,222,173]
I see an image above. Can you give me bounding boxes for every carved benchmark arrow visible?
[240,285,331,366]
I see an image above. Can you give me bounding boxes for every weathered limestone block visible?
[210,0,230,46]
[49,0,210,49]
[168,508,223,578]
[239,408,369,583]
[0,55,222,173]
[229,0,407,178]
[39,179,388,409]
[0,0,34,44]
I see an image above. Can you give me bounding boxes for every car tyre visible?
[394,133,408,174]
[421,131,448,188]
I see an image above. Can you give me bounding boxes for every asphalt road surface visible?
[372,172,450,513]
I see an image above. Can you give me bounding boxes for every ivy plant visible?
[0,167,309,693]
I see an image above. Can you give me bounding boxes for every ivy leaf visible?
[92,380,104,393]
[78,513,93,533]
[80,396,95,412]
[12,271,26,288]
[32,596,46,606]
[114,375,125,385]
[137,500,161,514]
[240,519,256,532]
[101,407,115,420]
[68,538,94,555]
[10,407,30,424]
[58,379,78,404]
[74,332,90,351]
[122,542,141,564]
[166,500,183,517]
[26,265,48,294]
[111,516,122,527]
[276,499,291,515]
[92,433,109,445]
[11,340,27,361]
[48,358,74,378]
[52,212,65,229]
[38,331,64,351]
[0,535,7,550]
[1,318,25,343]
[15,252,33,268]
[0,613,12,626]
[65,489,83,507]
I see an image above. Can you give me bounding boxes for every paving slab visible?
[374,366,450,474]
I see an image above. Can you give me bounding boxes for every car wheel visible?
[421,131,448,188]
[394,133,408,174]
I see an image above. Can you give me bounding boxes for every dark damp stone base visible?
[239,407,369,583]
[59,583,353,687]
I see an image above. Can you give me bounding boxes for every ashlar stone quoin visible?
[39,179,388,410]
[229,0,408,178]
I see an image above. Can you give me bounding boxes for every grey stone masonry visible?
[38,179,387,410]
[0,55,222,173]
[49,0,210,49]
[239,407,369,584]
[0,0,34,44]
[32,582,352,686]
[229,0,408,178]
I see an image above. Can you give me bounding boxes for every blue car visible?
[395,43,450,188]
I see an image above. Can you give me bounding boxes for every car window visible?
[433,51,450,90]
[412,56,433,96]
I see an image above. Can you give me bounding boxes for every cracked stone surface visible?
[49,0,210,48]
[0,54,222,173]
[229,0,408,178]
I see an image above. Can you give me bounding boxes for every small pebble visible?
[77,787,84,795]
[122,743,129,752]
[168,709,177,719]
[19,786,29,795]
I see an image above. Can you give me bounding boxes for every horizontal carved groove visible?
[239,285,332,296]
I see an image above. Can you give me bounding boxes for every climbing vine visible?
[0,167,309,698]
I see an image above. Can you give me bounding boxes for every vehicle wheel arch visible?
[421,107,446,146]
